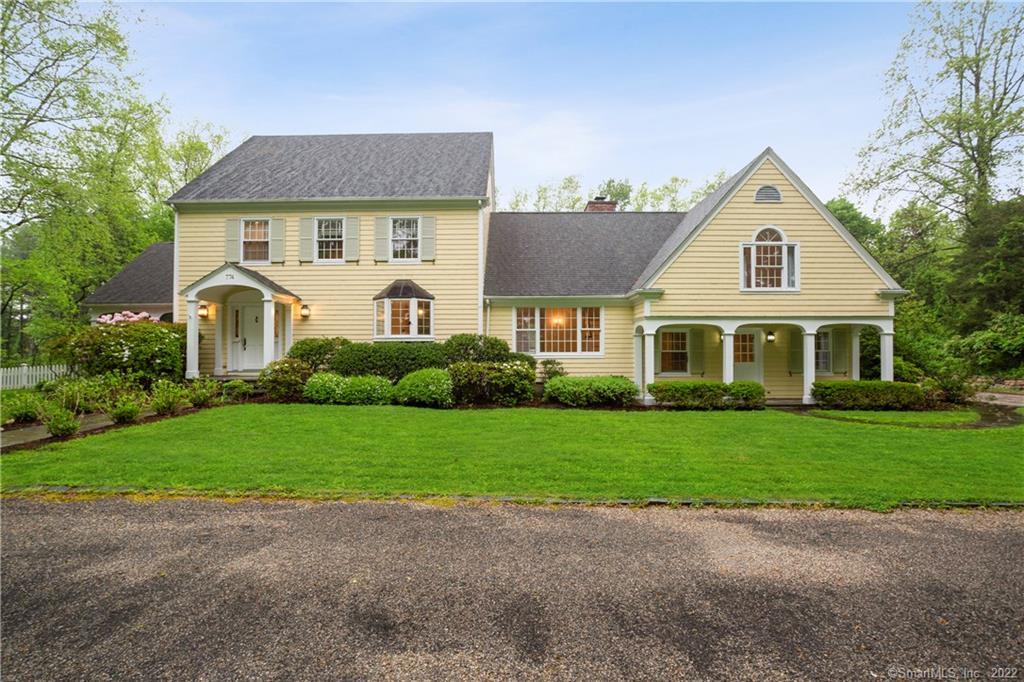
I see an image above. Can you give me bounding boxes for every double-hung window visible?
[815,330,832,372]
[514,306,603,355]
[315,217,345,262]
[241,219,270,263]
[374,298,432,339]
[740,227,798,291]
[391,217,420,261]
[660,331,689,373]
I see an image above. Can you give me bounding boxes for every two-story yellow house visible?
[168,133,904,404]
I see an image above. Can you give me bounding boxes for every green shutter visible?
[788,329,803,374]
[690,328,705,375]
[224,218,241,263]
[374,217,389,262]
[345,217,360,262]
[832,328,849,375]
[270,218,285,263]
[299,217,314,262]
[420,216,436,261]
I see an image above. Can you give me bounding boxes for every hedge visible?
[330,342,446,382]
[303,372,393,405]
[449,360,535,406]
[543,375,638,408]
[393,368,454,408]
[287,337,350,371]
[54,322,186,384]
[647,380,766,410]
[811,380,926,410]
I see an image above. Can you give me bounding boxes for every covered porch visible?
[180,264,302,379]
[634,317,895,404]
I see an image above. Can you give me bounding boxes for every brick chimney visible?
[584,195,617,212]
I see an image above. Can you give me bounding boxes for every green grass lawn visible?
[809,408,981,426]
[2,404,1021,509]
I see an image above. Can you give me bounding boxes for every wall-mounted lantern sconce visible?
[765,330,776,343]
[300,304,311,319]
[197,304,209,319]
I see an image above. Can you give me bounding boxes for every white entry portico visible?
[180,263,300,378]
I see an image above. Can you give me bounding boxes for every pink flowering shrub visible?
[53,322,187,385]
[96,310,160,324]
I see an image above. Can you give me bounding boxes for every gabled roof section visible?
[484,212,684,297]
[373,280,435,300]
[634,147,902,291]
[84,242,173,306]
[180,263,299,299]
[168,132,493,203]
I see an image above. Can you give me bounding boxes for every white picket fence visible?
[1,364,69,390]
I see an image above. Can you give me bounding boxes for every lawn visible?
[2,404,1022,509]
[808,408,981,426]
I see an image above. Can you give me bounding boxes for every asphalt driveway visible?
[2,498,1021,680]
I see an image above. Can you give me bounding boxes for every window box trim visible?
[388,215,422,264]
[513,306,605,358]
[371,297,435,340]
[240,216,272,266]
[312,215,347,265]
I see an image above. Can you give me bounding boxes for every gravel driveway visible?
[2,498,1021,680]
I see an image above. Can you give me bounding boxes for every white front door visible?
[241,304,264,370]
[733,330,763,383]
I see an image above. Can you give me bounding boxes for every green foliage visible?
[149,380,190,416]
[442,334,511,364]
[186,377,223,409]
[502,172,726,212]
[543,375,638,408]
[811,381,926,411]
[508,352,538,370]
[257,358,312,403]
[54,323,186,384]
[330,342,446,382]
[893,357,926,383]
[3,391,41,423]
[954,198,1024,331]
[303,372,393,406]
[647,381,764,410]
[44,377,104,414]
[287,337,350,371]
[449,361,535,406]
[392,369,454,409]
[826,197,884,251]
[221,380,253,402]
[40,404,81,438]
[539,359,566,382]
[949,312,1024,374]
[102,393,145,424]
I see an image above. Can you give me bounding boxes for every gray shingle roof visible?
[168,132,493,203]
[484,213,686,297]
[373,280,435,301]
[84,242,173,306]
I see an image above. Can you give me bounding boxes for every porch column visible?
[880,331,895,381]
[633,333,643,391]
[213,304,224,376]
[802,331,816,404]
[643,332,656,401]
[283,303,293,355]
[850,326,862,381]
[262,298,275,368]
[185,299,200,379]
[722,332,735,384]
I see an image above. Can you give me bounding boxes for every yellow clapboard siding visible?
[651,159,890,317]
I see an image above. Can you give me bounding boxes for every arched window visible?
[740,227,799,290]
[754,185,782,202]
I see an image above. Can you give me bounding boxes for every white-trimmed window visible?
[741,227,798,291]
[660,331,689,373]
[374,298,433,339]
[315,217,345,262]
[241,219,270,263]
[754,185,782,202]
[391,217,420,261]
[514,306,603,355]
[815,330,832,372]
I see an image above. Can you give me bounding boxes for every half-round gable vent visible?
[754,185,782,202]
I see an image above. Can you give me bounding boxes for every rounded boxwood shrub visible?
[449,360,535,406]
[442,334,511,364]
[303,372,346,404]
[257,358,313,402]
[3,392,42,424]
[725,381,766,410]
[543,375,638,408]
[334,375,393,405]
[393,368,454,408]
[53,322,186,384]
[811,380,926,410]
[330,342,446,382]
[287,337,350,371]
[40,404,80,438]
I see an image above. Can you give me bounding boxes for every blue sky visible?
[124,2,915,205]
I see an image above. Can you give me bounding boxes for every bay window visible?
[514,306,603,355]
[741,227,798,290]
[374,298,433,339]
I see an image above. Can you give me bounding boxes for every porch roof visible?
[180,263,300,301]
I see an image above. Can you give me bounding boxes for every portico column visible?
[643,332,656,400]
[850,326,862,381]
[283,303,293,354]
[185,299,200,379]
[802,331,816,404]
[633,332,643,391]
[213,304,224,376]
[880,331,895,381]
[722,332,735,384]
[262,298,275,368]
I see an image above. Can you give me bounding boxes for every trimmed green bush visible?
[303,372,346,405]
[54,322,186,384]
[330,342,446,382]
[543,375,638,408]
[811,380,926,410]
[334,375,393,405]
[539,359,566,382]
[287,337,350,371]
[648,381,728,409]
[150,380,190,416]
[102,392,146,424]
[3,392,42,424]
[221,380,253,402]
[393,368,454,408]
[187,377,223,408]
[449,360,535,406]
[40,404,80,438]
[257,358,313,402]
[442,334,511,364]
[725,381,767,410]
[508,352,538,370]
